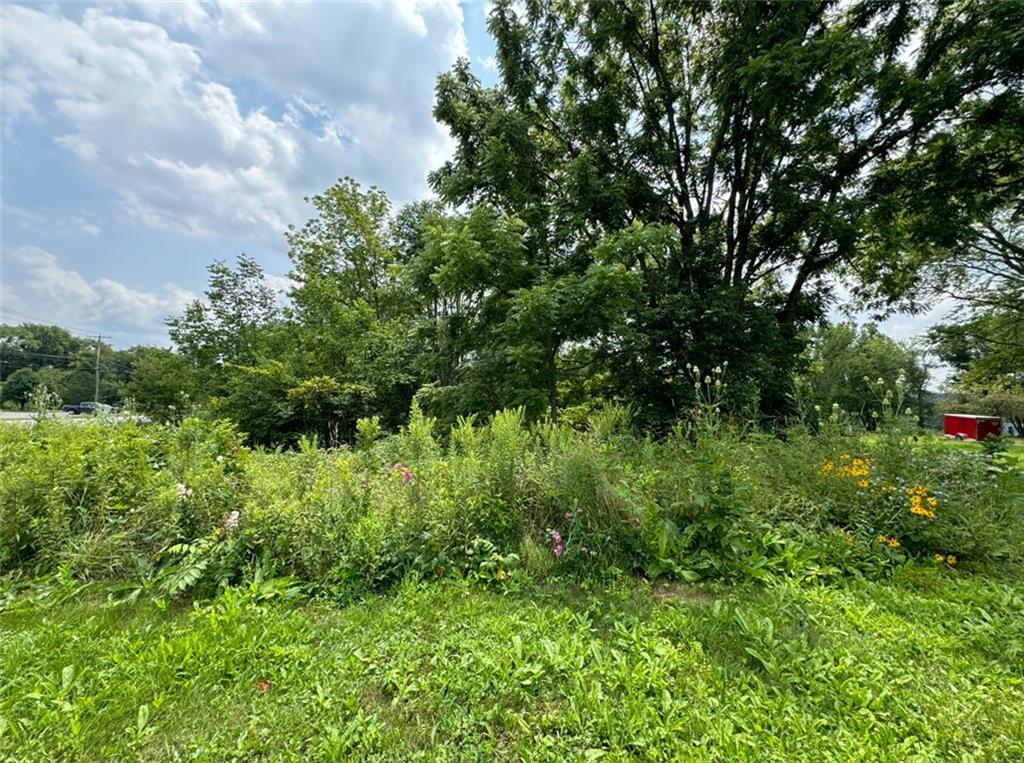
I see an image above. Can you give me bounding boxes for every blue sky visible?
[0,0,950,377]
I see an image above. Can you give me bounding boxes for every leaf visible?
[61,665,75,691]
[136,704,150,734]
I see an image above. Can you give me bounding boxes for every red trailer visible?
[943,414,1002,441]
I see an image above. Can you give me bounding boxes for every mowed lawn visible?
[2,568,1022,762]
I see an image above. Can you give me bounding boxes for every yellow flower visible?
[889,538,901,549]
[935,554,945,563]
[496,570,508,581]
[927,497,938,508]
[946,555,957,566]
[820,461,834,476]
[858,479,869,488]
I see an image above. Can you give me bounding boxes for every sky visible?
[0,1,950,379]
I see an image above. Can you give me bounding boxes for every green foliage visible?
[3,407,1021,592]
[798,324,929,428]
[0,367,40,408]
[1,571,1022,760]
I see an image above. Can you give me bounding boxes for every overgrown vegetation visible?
[3,400,1021,598]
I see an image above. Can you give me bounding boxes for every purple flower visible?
[550,530,562,544]
[554,543,565,557]
[402,468,414,484]
[564,512,573,521]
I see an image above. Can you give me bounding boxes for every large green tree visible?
[430,0,1022,424]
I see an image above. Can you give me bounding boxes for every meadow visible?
[1,407,1023,760]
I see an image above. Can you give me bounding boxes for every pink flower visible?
[564,512,573,520]
[402,468,414,484]
[554,544,565,557]
[550,530,562,544]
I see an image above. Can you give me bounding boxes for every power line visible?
[0,307,149,346]
[0,307,107,339]
[0,348,139,374]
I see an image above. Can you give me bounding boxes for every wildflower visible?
[704,375,711,384]
[402,468,414,484]
[590,549,598,557]
[565,512,574,521]
[628,515,641,526]
[814,405,821,412]
[575,507,583,517]
[877,535,901,549]
[819,461,835,476]
[176,483,192,500]
[216,455,225,463]
[550,530,562,544]
[554,543,565,557]
[926,497,938,508]
[435,565,445,577]
[858,479,869,489]
[224,510,240,531]
[496,570,508,582]
[257,680,271,693]
[935,554,945,563]
[946,555,957,566]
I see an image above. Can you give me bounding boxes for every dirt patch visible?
[651,582,718,605]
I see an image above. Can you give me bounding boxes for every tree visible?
[120,347,205,422]
[411,204,637,421]
[0,324,88,380]
[1,368,40,409]
[800,324,929,427]
[168,254,281,368]
[430,0,1022,424]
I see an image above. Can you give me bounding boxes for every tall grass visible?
[2,407,1021,595]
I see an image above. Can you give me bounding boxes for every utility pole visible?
[94,335,106,402]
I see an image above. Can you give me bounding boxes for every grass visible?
[2,567,1023,761]
[924,434,1024,467]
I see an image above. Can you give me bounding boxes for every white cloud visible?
[5,205,103,238]
[479,55,498,71]
[1,246,195,345]
[0,2,466,244]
